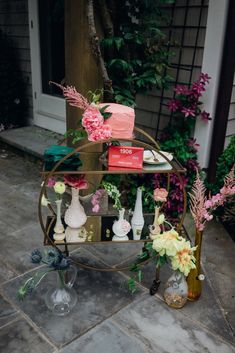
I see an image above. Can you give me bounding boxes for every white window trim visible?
[28,0,66,134]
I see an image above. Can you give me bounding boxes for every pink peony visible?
[88,124,112,141]
[64,174,88,189]
[154,188,168,202]
[82,106,104,133]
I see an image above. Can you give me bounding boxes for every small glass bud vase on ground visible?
[164,270,188,309]
[44,265,78,316]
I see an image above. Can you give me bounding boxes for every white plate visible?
[143,150,173,165]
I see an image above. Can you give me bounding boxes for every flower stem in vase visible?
[187,228,203,301]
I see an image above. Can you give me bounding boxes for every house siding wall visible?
[225,74,235,148]
[0,0,32,123]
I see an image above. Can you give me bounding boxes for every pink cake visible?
[99,103,135,139]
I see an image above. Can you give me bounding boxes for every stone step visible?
[0,125,63,161]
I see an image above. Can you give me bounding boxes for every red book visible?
[108,146,144,169]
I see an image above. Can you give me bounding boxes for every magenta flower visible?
[181,107,195,117]
[188,138,200,152]
[191,81,205,97]
[201,111,211,122]
[200,73,211,84]
[47,177,56,187]
[174,85,189,95]
[167,99,180,112]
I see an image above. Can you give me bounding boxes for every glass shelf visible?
[44,215,155,245]
[42,151,186,176]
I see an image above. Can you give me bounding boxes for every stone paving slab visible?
[112,295,235,353]
[0,317,55,353]
[0,259,17,283]
[85,243,143,267]
[184,215,235,335]
[0,150,40,186]
[122,258,235,345]
[0,295,19,328]
[0,223,45,274]
[58,319,149,353]
[2,249,143,348]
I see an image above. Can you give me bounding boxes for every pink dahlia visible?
[82,106,104,133]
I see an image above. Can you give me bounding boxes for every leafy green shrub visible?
[211,135,235,194]
[101,0,175,106]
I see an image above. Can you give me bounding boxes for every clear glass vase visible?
[163,270,188,309]
[44,265,78,316]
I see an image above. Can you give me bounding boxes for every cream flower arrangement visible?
[128,188,196,293]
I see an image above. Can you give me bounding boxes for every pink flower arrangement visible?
[50,82,112,142]
[64,174,88,189]
[91,189,106,212]
[189,166,235,231]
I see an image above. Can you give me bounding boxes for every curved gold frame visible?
[38,127,187,271]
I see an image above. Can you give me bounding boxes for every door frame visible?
[28,0,66,134]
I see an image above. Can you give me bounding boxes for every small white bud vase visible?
[149,206,161,240]
[65,187,87,242]
[131,187,144,240]
[53,199,65,241]
[112,208,131,241]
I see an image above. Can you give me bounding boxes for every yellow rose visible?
[54,181,66,194]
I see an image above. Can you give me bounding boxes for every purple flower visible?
[181,107,195,117]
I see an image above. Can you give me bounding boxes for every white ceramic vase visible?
[64,188,87,242]
[112,208,131,241]
[131,187,145,240]
[53,199,65,242]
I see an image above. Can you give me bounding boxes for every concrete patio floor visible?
[0,129,234,353]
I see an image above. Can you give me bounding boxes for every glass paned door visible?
[38,0,65,96]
